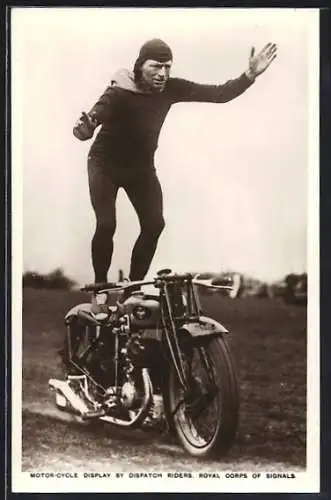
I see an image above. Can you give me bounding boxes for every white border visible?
[11,7,320,493]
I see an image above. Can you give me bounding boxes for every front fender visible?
[64,303,99,325]
[180,315,229,338]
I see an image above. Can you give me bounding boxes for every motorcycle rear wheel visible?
[167,335,239,458]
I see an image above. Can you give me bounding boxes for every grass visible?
[21,288,307,470]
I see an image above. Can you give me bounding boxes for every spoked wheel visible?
[167,335,239,458]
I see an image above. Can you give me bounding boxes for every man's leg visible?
[124,173,165,281]
[88,157,119,283]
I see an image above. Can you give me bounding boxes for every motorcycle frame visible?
[61,272,232,415]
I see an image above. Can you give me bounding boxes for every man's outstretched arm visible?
[170,43,278,104]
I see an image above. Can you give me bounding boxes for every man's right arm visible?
[168,43,277,105]
[168,73,255,105]
[73,86,115,141]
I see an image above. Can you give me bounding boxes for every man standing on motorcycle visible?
[73,38,277,311]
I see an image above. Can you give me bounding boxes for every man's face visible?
[140,59,172,92]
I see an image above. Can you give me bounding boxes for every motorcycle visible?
[49,269,239,458]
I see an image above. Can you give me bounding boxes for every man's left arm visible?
[170,43,277,104]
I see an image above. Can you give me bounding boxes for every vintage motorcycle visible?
[49,269,239,458]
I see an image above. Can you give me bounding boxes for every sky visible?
[12,8,319,285]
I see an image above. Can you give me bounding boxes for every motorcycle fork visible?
[160,280,217,420]
[160,282,193,393]
[197,345,218,396]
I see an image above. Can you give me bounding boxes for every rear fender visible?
[64,303,99,326]
[180,315,229,339]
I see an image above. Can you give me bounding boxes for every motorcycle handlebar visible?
[192,279,233,290]
[81,280,155,293]
[81,273,233,293]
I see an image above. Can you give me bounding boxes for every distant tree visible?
[22,271,46,289]
[268,273,307,305]
[284,273,307,305]
[23,268,76,290]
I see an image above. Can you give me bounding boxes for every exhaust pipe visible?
[48,368,153,427]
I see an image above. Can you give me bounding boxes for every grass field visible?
[21,288,307,471]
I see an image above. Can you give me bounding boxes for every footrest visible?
[49,378,89,415]
[81,408,106,420]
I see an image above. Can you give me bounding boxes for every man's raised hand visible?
[246,43,278,80]
[79,111,97,129]
[73,111,98,141]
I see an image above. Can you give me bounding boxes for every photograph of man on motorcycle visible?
[49,38,280,459]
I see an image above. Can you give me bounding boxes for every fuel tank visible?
[122,291,160,328]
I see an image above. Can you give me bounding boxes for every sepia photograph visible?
[11,7,319,493]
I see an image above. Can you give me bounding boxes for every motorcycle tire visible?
[167,335,239,458]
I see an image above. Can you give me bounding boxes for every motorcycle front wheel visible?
[167,335,239,458]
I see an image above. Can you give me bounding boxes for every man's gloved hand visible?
[245,42,278,81]
[73,111,98,141]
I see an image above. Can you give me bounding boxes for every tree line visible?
[22,268,76,290]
